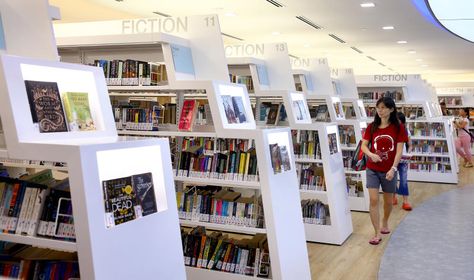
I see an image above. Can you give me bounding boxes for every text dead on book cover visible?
[102,175,143,228]
[24,80,68,133]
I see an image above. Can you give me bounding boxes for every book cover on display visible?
[221,95,238,124]
[292,100,307,121]
[24,80,68,133]
[231,96,247,123]
[132,172,157,216]
[62,92,96,131]
[280,145,291,171]
[102,175,142,228]
[269,143,282,174]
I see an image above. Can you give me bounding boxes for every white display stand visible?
[294,123,353,244]
[226,49,352,244]
[0,54,186,278]
[406,118,458,184]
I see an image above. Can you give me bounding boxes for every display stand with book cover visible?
[0,53,186,279]
[227,51,352,245]
[55,18,311,280]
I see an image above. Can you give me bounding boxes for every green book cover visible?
[62,92,96,131]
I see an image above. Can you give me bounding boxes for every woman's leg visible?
[460,135,472,163]
[455,137,468,161]
[368,188,380,236]
[397,162,409,201]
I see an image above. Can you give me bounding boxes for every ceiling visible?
[49,0,474,85]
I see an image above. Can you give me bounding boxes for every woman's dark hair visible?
[371,96,399,134]
[397,111,406,125]
[461,107,469,115]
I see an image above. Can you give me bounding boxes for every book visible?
[292,100,306,121]
[280,145,291,171]
[62,92,95,131]
[221,95,238,124]
[269,144,282,174]
[178,100,198,131]
[24,80,68,133]
[102,175,142,228]
[231,96,247,123]
[315,104,329,122]
[328,133,338,155]
[132,172,157,216]
[266,104,280,125]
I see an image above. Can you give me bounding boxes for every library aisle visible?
[379,184,474,279]
[307,167,473,280]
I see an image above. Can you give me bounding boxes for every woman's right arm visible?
[361,139,382,162]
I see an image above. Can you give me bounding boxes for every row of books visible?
[182,227,269,278]
[0,173,73,241]
[24,80,95,133]
[292,130,322,160]
[0,260,79,280]
[112,99,178,129]
[408,156,452,173]
[365,104,425,119]
[309,104,330,122]
[296,163,326,191]
[257,102,287,125]
[229,74,254,91]
[301,199,330,225]
[346,174,364,198]
[93,59,168,86]
[358,90,404,102]
[176,144,259,182]
[438,96,462,106]
[407,122,446,138]
[176,187,263,228]
[410,140,449,154]
[0,158,67,169]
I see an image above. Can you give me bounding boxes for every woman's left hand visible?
[386,169,395,180]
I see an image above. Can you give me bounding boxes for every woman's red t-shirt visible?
[363,123,408,172]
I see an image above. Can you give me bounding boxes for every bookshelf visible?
[230,53,352,244]
[405,119,458,184]
[0,53,186,279]
[56,23,311,279]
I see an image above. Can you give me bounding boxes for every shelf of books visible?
[54,21,312,279]
[0,50,188,279]
[405,119,458,184]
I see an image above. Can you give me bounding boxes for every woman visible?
[361,97,408,245]
[393,112,412,211]
[454,108,473,168]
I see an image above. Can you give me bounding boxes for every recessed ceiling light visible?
[407,50,416,54]
[416,58,423,62]
[397,40,408,44]
[272,31,280,36]
[360,2,376,8]
[382,26,394,30]
[224,12,237,17]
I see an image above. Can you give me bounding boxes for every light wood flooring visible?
[307,167,474,280]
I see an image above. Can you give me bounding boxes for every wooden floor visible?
[307,166,474,280]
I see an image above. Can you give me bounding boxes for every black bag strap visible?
[461,127,474,138]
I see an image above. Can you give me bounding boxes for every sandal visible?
[369,236,382,245]
[380,228,390,234]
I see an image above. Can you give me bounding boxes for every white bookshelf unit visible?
[405,119,458,184]
[55,19,312,280]
[228,52,352,244]
[0,53,186,279]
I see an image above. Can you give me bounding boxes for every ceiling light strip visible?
[350,46,363,54]
[221,33,244,41]
[266,0,284,7]
[296,16,322,30]
[328,34,346,44]
[289,54,299,59]
[379,62,386,66]
[366,56,377,61]
[153,11,172,17]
